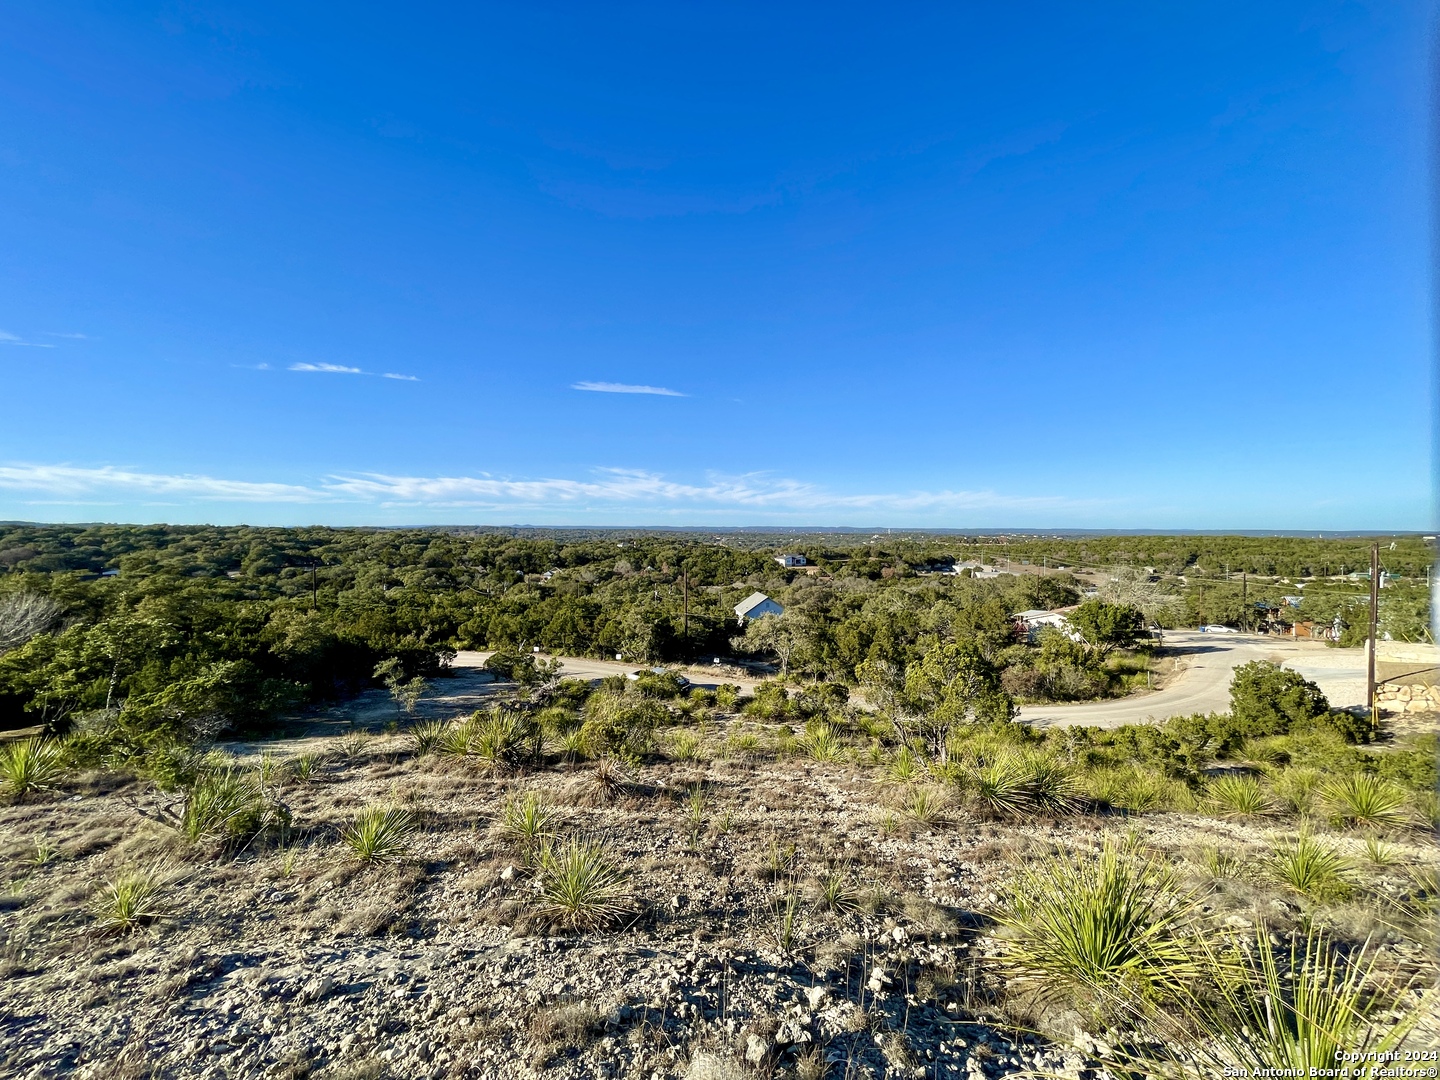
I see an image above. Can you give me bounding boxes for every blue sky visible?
[0,2,1429,529]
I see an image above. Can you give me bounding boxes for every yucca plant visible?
[292,753,324,784]
[767,884,804,954]
[470,709,541,771]
[1321,774,1412,830]
[1197,845,1245,879]
[180,770,284,844]
[815,868,860,915]
[903,785,948,828]
[886,745,922,784]
[801,721,843,763]
[668,730,702,763]
[970,756,1036,819]
[342,805,416,863]
[997,841,1206,1010]
[0,738,67,799]
[1269,833,1354,901]
[500,791,558,862]
[1205,774,1276,819]
[1274,766,1323,816]
[90,865,171,934]
[1119,928,1421,1074]
[532,836,631,931]
[408,719,449,757]
[1362,835,1400,867]
[1022,754,1082,815]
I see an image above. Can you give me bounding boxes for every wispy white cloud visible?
[572,381,685,397]
[43,332,89,339]
[0,331,55,348]
[0,464,321,503]
[289,362,363,374]
[287,361,419,381]
[0,462,1094,518]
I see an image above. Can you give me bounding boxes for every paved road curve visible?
[1018,631,1368,729]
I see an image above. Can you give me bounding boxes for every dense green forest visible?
[0,525,1430,743]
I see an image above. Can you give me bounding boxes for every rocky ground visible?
[1,688,1436,1080]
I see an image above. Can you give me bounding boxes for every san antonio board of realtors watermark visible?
[1222,1053,1439,1079]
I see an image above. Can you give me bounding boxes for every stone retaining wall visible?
[1376,681,1440,713]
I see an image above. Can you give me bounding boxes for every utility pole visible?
[1367,541,1379,735]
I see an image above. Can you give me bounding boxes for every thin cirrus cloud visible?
[0,331,55,348]
[288,362,419,381]
[572,380,685,397]
[0,462,1093,519]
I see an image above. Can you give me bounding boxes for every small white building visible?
[1013,607,1081,643]
[735,592,784,622]
[775,554,807,568]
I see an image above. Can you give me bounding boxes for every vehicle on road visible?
[1199,624,1238,633]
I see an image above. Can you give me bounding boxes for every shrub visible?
[532,836,631,931]
[814,868,860,915]
[667,729,702,762]
[470,709,541,770]
[0,738,67,799]
[580,692,663,759]
[342,805,416,863]
[1229,661,1330,737]
[90,865,171,934]
[998,841,1205,1010]
[1205,774,1276,819]
[1321,774,1412,830]
[1269,833,1353,901]
[1274,766,1323,815]
[886,745,922,783]
[967,753,1081,819]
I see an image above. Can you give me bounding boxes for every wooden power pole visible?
[1367,541,1379,734]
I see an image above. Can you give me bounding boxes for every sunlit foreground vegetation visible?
[2,637,1434,1077]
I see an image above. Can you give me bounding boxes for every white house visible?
[775,554,807,568]
[1013,607,1081,643]
[735,592,784,622]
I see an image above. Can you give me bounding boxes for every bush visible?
[500,791,558,862]
[1205,774,1276,819]
[1229,661,1330,737]
[579,692,664,759]
[1269,833,1353,901]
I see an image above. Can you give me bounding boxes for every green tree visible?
[1066,600,1146,658]
[898,641,1013,763]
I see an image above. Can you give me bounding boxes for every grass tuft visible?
[500,791,558,863]
[90,865,171,934]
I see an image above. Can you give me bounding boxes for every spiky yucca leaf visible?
[0,738,67,799]
[1321,773,1412,830]
[1206,774,1277,819]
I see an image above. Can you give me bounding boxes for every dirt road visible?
[460,650,765,693]
[1018,631,1369,729]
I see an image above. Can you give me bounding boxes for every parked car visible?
[1199,624,1238,634]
